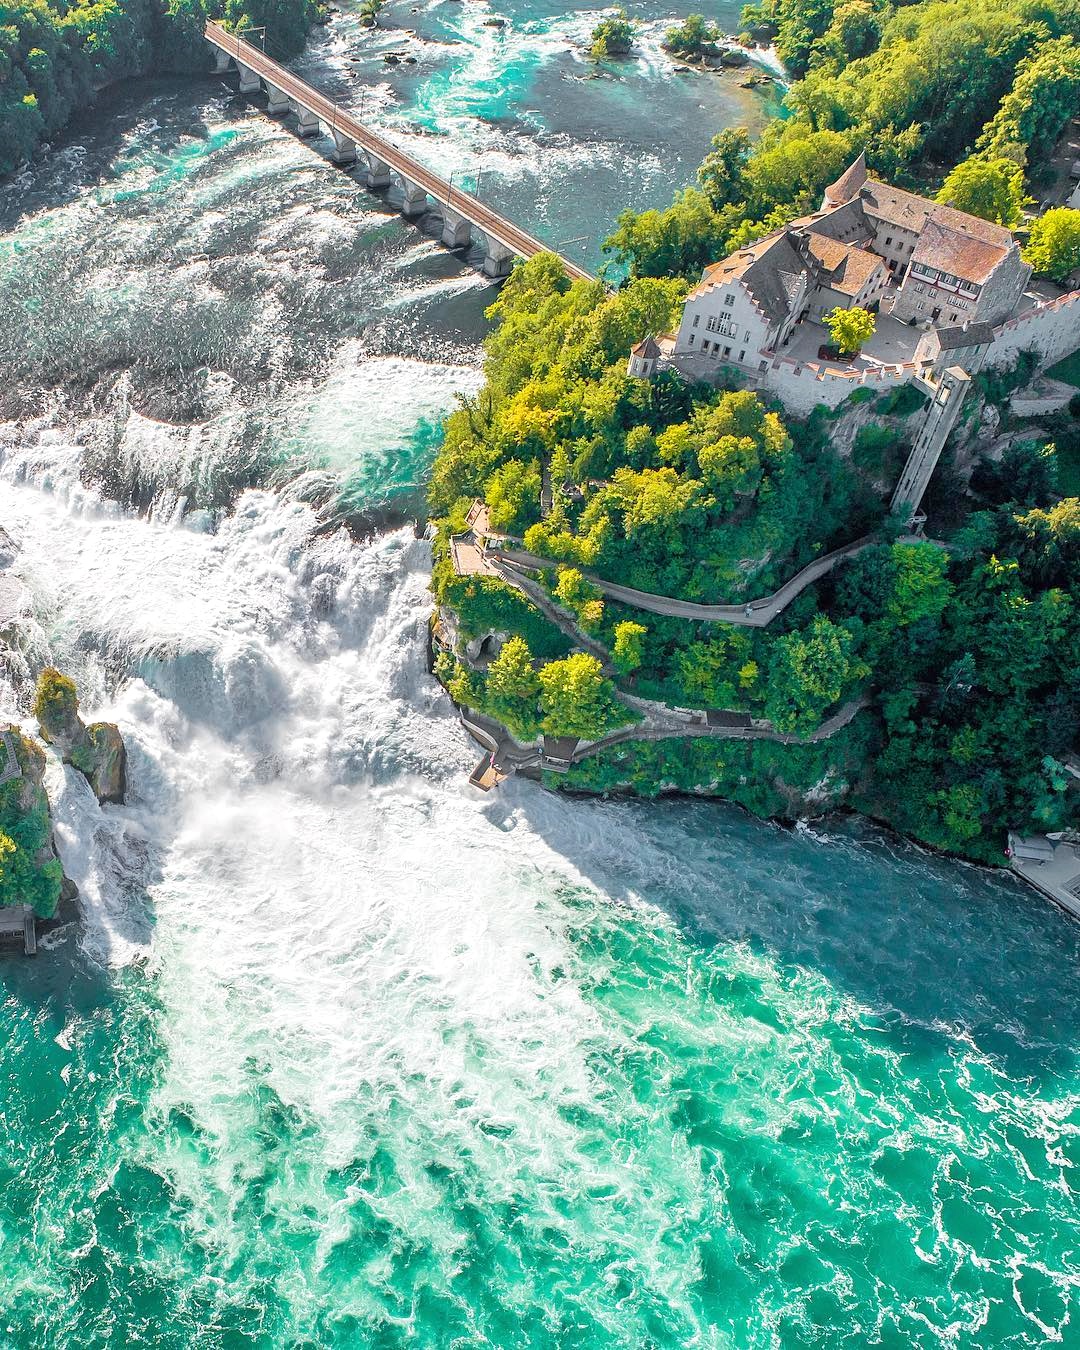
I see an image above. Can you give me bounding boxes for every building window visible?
[706,316,719,332]
[888,260,896,270]
[692,314,699,328]
[724,293,735,306]
[885,236,892,246]
[744,330,751,342]
[719,311,732,323]
[723,346,732,358]
[738,350,746,362]
[688,334,695,346]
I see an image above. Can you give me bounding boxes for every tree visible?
[537,654,627,739]
[485,637,542,739]
[936,156,1026,227]
[887,541,952,627]
[591,9,635,60]
[612,621,647,675]
[485,458,542,534]
[1024,209,1080,284]
[555,567,605,631]
[486,637,539,705]
[664,15,720,59]
[824,306,875,356]
[697,127,751,211]
[765,616,867,733]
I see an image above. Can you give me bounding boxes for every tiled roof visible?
[931,322,996,350]
[856,180,934,233]
[910,211,1010,284]
[688,232,808,323]
[800,234,885,295]
[630,335,662,359]
[824,152,868,205]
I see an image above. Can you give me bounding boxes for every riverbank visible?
[0,0,325,180]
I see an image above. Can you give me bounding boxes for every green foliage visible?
[664,14,721,59]
[936,156,1026,227]
[484,637,542,740]
[612,621,647,675]
[33,666,77,735]
[824,306,875,356]
[0,751,62,919]
[1024,208,1080,283]
[590,8,635,60]
[554,567,604,632]
[765,615,868,734]
[976,36,1080,169]
[485,458,542,534]
[536,654,630,740]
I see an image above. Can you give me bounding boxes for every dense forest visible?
[0,0,322,176]
[431,0,1080,861]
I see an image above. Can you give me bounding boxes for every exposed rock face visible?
[81,722,126,805]
[33,668,126,805]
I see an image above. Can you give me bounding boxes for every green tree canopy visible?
[1024,209,1080,283]
[936,156,1026,227]
[537,653,628,739]
[825,306,875,355]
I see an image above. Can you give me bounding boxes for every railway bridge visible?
[204,22,594,281]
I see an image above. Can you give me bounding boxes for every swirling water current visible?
[0,4,1077,1346]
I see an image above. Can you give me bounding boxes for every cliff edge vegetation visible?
[0,0,323,176]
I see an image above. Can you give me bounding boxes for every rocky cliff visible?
[33,668,127,804]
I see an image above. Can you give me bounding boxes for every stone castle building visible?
[673,153,1034,373]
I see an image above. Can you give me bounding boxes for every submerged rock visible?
[33,668,127,805]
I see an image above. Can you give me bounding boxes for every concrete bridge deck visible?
[204,22,594,282]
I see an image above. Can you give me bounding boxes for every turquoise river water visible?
[0,3,1077,1346]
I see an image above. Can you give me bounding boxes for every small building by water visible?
[1007,832,1080,920]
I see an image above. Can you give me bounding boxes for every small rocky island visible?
[34,668,126,805]
[0,669,126,953]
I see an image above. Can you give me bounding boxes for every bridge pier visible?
[331,130,357,165]
[395,177,429,217]
[211,48,232,74]
[365,155,392,190]
[236,61,261,94]
[482,239,516,279]
[264,81,290,115]
[440,206,472,250]
[294,107,320,138]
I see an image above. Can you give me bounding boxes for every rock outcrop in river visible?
[34,668,126,804]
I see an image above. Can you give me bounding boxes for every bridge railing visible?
[203,21,595,281]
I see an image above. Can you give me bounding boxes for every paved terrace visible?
[205,22,594,282]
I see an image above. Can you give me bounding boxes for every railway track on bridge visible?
[204,22,595,283]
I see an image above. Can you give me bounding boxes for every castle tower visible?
[627,334,661,379]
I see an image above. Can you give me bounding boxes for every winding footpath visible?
[489,536,887,625]
[454,550,873,787]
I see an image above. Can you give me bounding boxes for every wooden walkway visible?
[204,22,594,282]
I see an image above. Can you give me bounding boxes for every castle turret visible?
[627,334,661,379]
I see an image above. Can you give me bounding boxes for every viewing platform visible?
[204,22,594,282]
